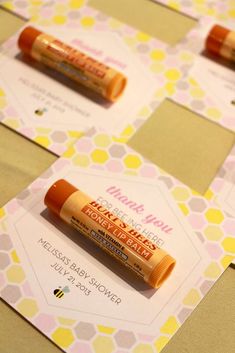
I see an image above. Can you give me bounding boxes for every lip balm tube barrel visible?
[18,26,127,102]
[206,24,235,62]
[44,179,176,289]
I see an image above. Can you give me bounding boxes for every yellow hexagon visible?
[0,88,5,96]
[180,51,194,63]
[52,327,75,348]
[190,87,205,99]
[73,154,90,167]
[63,145,76,158]
[150,49,166,61]
[0,207,5,218]
[178,203,189,216]
[204,189,214,200]
[4,118,20,129]
[189,77,198,87]
[11,250,20,264]
[204,262,221,278]
[57,317,76,326]
[94,134,112,148]
[205,209,224,224]
[133,343,154,353]
[139,106,151,117]
[121,125,135,137]
[17,298,39,318]
[221,255,235,269]
[206,107,221,120]
[150,62,165,74]
[97,325,115,334]
[52,15,67,25]
[168,1,180,10]
[55,2,67,11]
[93,336,114,353]
[160,316,179,335]
[91,149,109,164]
[183,289,201,306]
[204,225,223,241]
[136,32,150,42]
[38,19,51,26]
[34,136,51,148]
[222,237,235,253]
[112,136,128,143]
[6,265,25,283]
[80,16,95,27]
[0,97,6,109]
[69,0,84,9]
[1,1,14,10]
[154,336,170,352]
[172,187,190,202]
[109,18,122,30]
[165,81,176,95]
[165,68,181,81]
[228,9,235,18]
[123,155,142,169]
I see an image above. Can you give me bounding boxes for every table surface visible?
[0,2,235,353]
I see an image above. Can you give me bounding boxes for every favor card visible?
[0,4,165,155]
[1,130,235,352]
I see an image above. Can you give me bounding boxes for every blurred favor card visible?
[0,5,164,155]
[152,0,235,22]
[1,126,235,351]
[217,161,235,218]
[169,19,235,133]
[1,0,87,21]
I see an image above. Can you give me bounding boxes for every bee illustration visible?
[53,286,70,299]
[34,107,47,116]
[231,100,235,106]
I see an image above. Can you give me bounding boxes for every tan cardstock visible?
[128,99,235,194]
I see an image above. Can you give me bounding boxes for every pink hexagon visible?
[139,165,157,178]
[92,165,104,171]
[22,281,34,297]
[51,144,67,156]
[70,342,93,353]
[223,219,235,235]
[75,138,94,153]
[40,7,53,18]
[137,333,154,342]
[53,159,70,172]
[0,272,5,288]
[106,159,123,173]
[211,178,224,193]
[188,214,206,230]
[20,128,35,139]
[205,243,223,260]
[6,200,20,214]
[34,313,57,333]
[6,106,18,116]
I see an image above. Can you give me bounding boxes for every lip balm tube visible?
[205,24,235,62]
[44,179,176,288]
[18,26,127,102]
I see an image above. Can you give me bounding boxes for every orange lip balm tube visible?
[18,26,127,102]
[44,179,176,288]
[205,24,235,63]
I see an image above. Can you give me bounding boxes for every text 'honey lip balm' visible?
[44,179,176,289]
[205,24,235,63]
[18,26,127,102]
